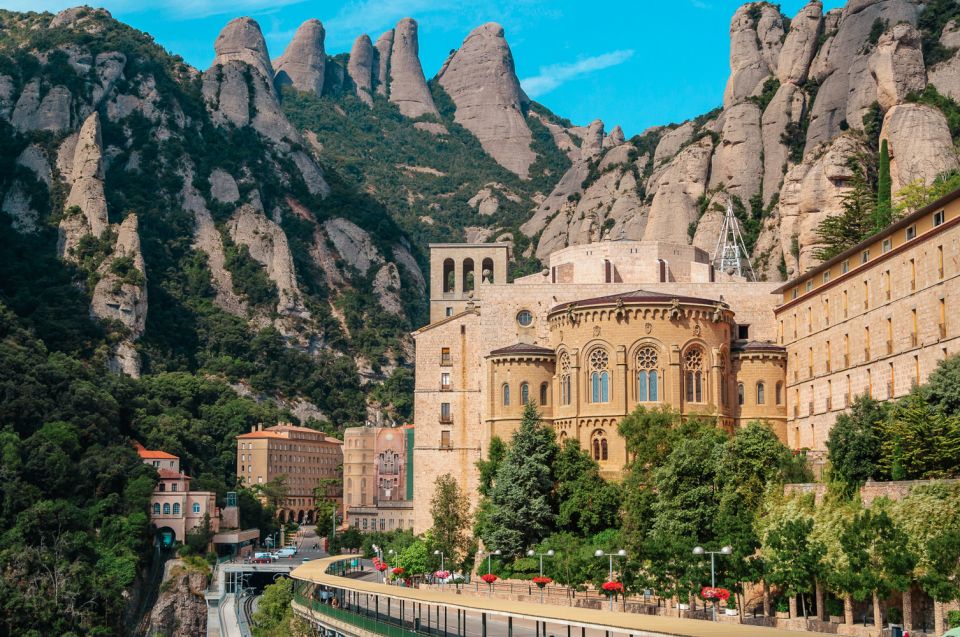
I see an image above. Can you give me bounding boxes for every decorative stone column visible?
[935,600,945,635]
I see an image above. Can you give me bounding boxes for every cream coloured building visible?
[411,239,787,532]
[774,189,960,456]
[236,423,343,524]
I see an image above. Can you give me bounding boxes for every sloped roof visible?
[133,440,178,460]
[548,289,719,314]
[731,339,785,353]
[158,468,191,480]
[489,343,556,356]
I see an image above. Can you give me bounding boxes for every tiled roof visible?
[549,289,719,314]
[133,441,178,460]
[489,343,556,356]
[158,468,190,480]
[731,339,785,353]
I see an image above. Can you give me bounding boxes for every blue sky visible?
[5,0,845,136]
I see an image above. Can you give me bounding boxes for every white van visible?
[275,547,296,558]
[254,552,274,561]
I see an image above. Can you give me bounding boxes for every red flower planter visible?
[532,576,553,589]
[700,586,731,602]
[601,581,624,595]
[481,573,498,585]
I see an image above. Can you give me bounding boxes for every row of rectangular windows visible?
[152,502,202,515]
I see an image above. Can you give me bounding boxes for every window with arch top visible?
[172,503,180,515]
[737,383,744,405]
[589,349,610,403]
[540,382,548,406]
[520,382,530,405]
[502,383,510,406]
[591,429,608,461]
[162,503,170,515]
[684,346,705,403]
[757,382,766,405]
[153,503,161,515]
[559,352,572,406]
[636,345,659,402]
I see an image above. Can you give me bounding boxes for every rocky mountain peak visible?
[436,21,534,178]
[213,17,274,83]
[58,110,108,258]
[374,29,395,96]
[348,34,374,106]
[274,19,326,96]
[776,0,823,84]
[724,2,784,107]
[388,18,439,118]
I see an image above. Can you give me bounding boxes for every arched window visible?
[540,382,549,406]
[591,429,607,461]
[589,349,610,403]
[776,382,783,405]
[636,346,659,402]
[463,258,475,292]
[738,383,745,405]
[520,382,530,405]
[162,503,171,515]
[559,352,572,406]
[442,258,455,293]
[757,382,766,405]
[684,346,705,403]
[153,503,161,515]
[502,384,510,406]
[193,503,201,514]
[481,257,494,284]
[172,503,180,515]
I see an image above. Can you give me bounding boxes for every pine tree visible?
[482,404,558,557]
[813,155,877,262]
[875,139,892,230]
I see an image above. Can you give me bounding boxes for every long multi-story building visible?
[411,239,786,532]
[342,424,415,532]
[774,188,960,454]
[236,423,343,524]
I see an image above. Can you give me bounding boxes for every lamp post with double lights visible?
[477,548,501,574]
[693,544,732,621]
[594,549,627,611]
[526,549,555,603]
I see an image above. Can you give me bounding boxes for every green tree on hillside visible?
[813,156,878,262]
[825,396,887,492]
[481,404,558,557]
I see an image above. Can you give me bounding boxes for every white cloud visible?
[2,0,308,21]
[521,49,634,98]
[324,0,440,37]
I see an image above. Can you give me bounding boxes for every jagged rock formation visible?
[274,19,326,96]
[928,20,960,101]
[11,80,72,132]
[348,34,374,106]
[881,104,960,194]
[776,1,823,83]
[436,23,535,178]
[654,121,696,167]
[388,18,439,119]
[709,102,763,202]
[146,561,208,637]
[724,3,784,108]
[59,111,108,259]
[90,214,148,377]
[603,125,626,149]
[374,30,394,96]
[226,197,304,315]
[645,137,714,245]
[212,16,274,85]
[761,83,807,204]
[868,22,926,111]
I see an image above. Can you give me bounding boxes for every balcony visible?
[439,415,453,425]
[440,383,452,392]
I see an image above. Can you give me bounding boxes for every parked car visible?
[254,552,274,561]
[275,547,296,558]
[250,558,272,564]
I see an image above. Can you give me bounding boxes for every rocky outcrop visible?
[644,137,714,245]
[724,3,784,107]
[579,119,605,161]
[388,18,439,118]
[653,121,695,167]
[323,218,383,274]
[59,111,108,259]
[213,17,274,87]
[805,0,919,150]
[91,214,147,377]
[880,103,960,194]
[348,34,374,106]
[374,30,394,96]
[762,83,807,203]
[776,1,823,83]
[226,199,303,315]
[928,20,960,101]
[436,23,535,178]
[274,19,326,96]
[709,102,763,202]
[209,168,240,203]
[603,126,626,149]
[17,144,53,188]
[373,263,402,315]
[775,134,868,276]
[391,243,425,291]
[468,182,522,215]
[2,183,38,233]
[868,22,925,111]
[11,79,72,133]
[147,561,208,637]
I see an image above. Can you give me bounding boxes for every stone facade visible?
[342,425,415,533]
[236,423,342,523]
[136,442,219,543]
[412,239,786,532]
[775,189,960,454]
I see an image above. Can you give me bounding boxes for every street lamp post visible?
[594,549,627,611]
[527,549,555,603]
[372,544,383,583]
[478,549,501,575]
[693,545,733,621]
[433,550,445,589]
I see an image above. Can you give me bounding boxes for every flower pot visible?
[725,608,739,616]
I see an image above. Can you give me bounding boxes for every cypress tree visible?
[875,138,892,230]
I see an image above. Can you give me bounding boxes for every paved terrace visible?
[291,556,820,637]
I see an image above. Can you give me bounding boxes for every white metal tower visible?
[711,199,756,281]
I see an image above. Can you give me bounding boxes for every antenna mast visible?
[711,199,756,281]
